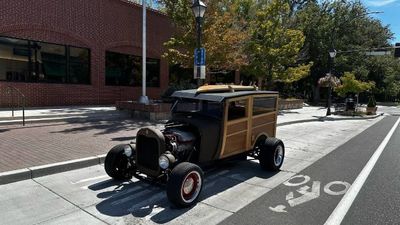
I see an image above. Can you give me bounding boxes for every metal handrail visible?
[3,86,26,126]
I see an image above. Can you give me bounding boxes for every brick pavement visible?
[0,119,163,173]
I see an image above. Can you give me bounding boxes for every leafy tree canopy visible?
[161,0,311,85]
[161,0,252,71]
[245,0,312,85]
[335,72,375,97]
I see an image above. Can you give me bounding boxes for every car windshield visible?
[172,98,223,119]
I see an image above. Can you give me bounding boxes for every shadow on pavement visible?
[91,160,278,224]
[0,117,160,137]
[50,119,160,136]
[111,136,137,142]
[278,111,300,115]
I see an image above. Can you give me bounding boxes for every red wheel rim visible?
[181,171,202,203]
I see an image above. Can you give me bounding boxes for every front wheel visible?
[104,144,133,180]
[167,162,204,208]
[259,138,285,171]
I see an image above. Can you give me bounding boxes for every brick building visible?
[0,0,173,107]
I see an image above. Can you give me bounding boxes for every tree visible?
[335,72,375,97]
[161,0,251,72]
[362,55,400,101]
[245,0,311,88]
[294,0,392,102]
[162,0,311,87]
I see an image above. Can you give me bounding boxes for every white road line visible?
[71,175,108,184]
[324,117,400,225]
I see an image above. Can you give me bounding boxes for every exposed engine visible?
[163,126,197,161]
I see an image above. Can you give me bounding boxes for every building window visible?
[0,36,90,85]
[146,58,160,87]
[169,64,196,86]
[69,47,90,84]
[105,51,160,87]
[0,37,30,82]
[33,41,67,83]
[105,52,137,86]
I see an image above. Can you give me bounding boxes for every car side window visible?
[228,99,248,121]
[252,97,276,116]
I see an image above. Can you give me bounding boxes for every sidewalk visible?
[0,105,384,126]
[0,106,383,183]
[278,106,382,126]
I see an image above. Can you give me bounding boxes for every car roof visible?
[171,89,278,102]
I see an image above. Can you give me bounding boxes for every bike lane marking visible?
[324,117,400,225]
[269,175,351,213]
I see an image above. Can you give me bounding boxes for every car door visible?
[220,96,252,158]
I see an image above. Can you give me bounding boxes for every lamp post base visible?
[326,87,332,116]
[138,95,150,105]
[326,108,332,116]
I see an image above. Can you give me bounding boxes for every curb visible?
[0,154,106,185]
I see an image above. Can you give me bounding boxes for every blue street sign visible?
[194,48,206,66]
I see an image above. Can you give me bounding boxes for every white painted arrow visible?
[269,205,288,213]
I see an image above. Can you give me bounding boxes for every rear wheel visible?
[259,138,285,171]
[104,144,133,180]
[167,162,204,208]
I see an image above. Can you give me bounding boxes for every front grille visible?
[135,127,166,177]
[137,136,159,171]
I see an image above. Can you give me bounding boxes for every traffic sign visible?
[194,48,206,66]
[194,65,206,79]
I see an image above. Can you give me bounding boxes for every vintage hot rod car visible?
[104,85,285,207]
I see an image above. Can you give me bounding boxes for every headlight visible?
[124,145,132,157]
[158,155,170,169]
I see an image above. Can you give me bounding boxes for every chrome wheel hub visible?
[274,145,284,166]
[181,171,202,203]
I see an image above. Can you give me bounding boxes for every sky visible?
[361,0,400,44]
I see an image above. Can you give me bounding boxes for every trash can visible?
[345,98,355,111]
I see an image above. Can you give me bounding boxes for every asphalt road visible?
[219,116,400,225]
[342,117,400,224]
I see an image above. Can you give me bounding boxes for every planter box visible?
[366,106,378,115]
[279,99,304,110]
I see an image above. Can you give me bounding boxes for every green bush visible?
[335,72,375,97]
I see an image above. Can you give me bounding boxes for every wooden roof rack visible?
[196,84,258,94]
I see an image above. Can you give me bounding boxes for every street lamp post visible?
[327,49,337,116]
[191,0,207,87]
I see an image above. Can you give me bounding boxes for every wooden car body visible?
[170,87,279,162]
